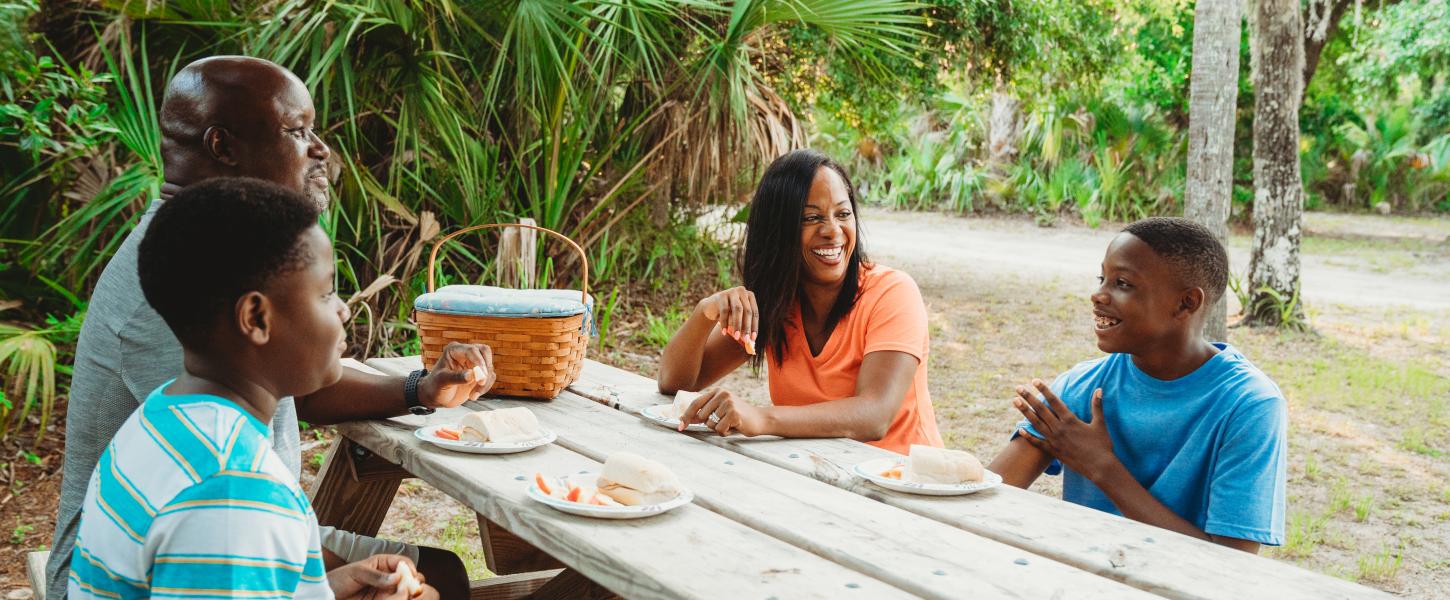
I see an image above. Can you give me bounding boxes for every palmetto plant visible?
[0,0,926,442]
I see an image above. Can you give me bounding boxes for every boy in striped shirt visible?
[69,178,435,599]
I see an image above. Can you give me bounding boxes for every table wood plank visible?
[560,358,1391,600]
[334,413,912,600]
[366,357,1160,600]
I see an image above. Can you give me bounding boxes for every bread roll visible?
[905,445,984,484]
[396,560,423,598]
[596,452,681,506]
[663,392,700,420]
[459,407,541,443]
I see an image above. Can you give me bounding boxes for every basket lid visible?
[414,285,592,318]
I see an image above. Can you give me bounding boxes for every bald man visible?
[47,57,480,599]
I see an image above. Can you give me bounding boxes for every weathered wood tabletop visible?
[313,357,1389,600]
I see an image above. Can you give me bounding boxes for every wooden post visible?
[498,218,538,289]
[476,512,566,575]
[308,437,407,537]
[524,568,619,600]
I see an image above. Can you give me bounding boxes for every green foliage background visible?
[2,0,1449,448]
[0,0,928,445]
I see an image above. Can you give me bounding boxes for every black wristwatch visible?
[404,368,434,415]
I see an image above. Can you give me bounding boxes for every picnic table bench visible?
[307,357,1390,600]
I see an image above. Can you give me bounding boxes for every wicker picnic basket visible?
[414,223,592,399]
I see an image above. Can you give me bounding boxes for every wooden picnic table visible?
[311,357,1390,600]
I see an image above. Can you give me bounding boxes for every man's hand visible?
[327,554,439,600]
[1012,380,1119,482]
[419,342,496,409]
[680,387,766,437]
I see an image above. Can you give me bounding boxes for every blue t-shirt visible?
[1019,343,1287,545]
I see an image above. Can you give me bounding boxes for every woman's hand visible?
[679,387,767,437]
[327,554,439,600]
[696,287,758,351]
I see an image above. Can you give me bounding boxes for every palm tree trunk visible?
[1246,0,1307,327]
[1183,0,1242,342]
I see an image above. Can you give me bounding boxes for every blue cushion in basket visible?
[415,285,593,319]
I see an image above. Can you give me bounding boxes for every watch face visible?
[409,405,435,416]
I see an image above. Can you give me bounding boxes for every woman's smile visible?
[811,244,845,265]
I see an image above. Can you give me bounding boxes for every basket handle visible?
[425,223,590,305]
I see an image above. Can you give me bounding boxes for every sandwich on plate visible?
[880,445,985,484]
[596,452,682,506]
[458,407,542,443]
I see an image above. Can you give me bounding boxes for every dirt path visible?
[860,210,1450,312]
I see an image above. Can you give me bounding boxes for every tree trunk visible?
[1302,0,1354,92]
[1246,0,1307,328]
[987,90,1021,167]
[1183,0,1242,342]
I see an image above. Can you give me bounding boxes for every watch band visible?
[405,368,434,415]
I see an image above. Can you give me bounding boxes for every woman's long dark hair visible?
[742,149,868,369]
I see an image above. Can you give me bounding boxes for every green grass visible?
[10,522,33,545]
[1354,546,1404,584]
[638,307,688,350]
[436,514,492,580]
[1399,427,1444,457]
[1304,455,1322,481]
[1327,478,1354,515]
[1353,494,1376,523]
[1260,337,1450,449]
[1273,511,1329,560]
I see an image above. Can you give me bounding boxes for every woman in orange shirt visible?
[657,149,943,454]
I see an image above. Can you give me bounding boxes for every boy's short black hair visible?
[139,177,322,345]
[1121,217,1229,303]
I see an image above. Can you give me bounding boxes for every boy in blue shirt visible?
[989,217,1287,552]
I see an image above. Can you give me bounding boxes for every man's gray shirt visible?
[45,199,301,598]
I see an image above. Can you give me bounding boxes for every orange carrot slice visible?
[565,485,582,503]
[436,427,461,441]
[535,473,553,496]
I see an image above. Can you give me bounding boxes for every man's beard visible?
[307,183,331,211]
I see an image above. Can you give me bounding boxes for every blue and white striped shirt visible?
[69,382,331,599]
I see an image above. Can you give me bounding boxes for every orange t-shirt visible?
[766,265,943,455]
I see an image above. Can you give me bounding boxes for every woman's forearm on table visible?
[760,396,894,441]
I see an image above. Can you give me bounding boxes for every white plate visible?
[853,457,1002,496]
[527,472,693,519]
[413,424,556,454]
[640,404,714,433]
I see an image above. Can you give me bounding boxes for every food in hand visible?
[904,445,984,484]
[596,452,682,506]
[459,407,542,443]
[470,365,488,382]
[722,326,756,355]
[395,560,423,598]
[661,392,700,421]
